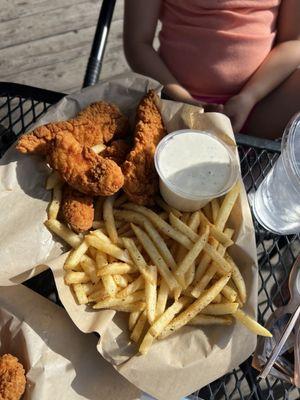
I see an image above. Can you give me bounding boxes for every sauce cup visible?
[154,129,240,212]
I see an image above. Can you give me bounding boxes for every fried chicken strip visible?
[16,101,129,155]
[61,186,94,233]
[48,131,124,196]
[0,354,26,400]
[122,90,166,205]
[100,139,131,166]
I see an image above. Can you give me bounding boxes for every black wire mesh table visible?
[0,82,299,400]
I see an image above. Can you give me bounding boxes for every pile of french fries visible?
[45,175,272,355]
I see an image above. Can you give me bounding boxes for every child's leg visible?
[244,67,300,139]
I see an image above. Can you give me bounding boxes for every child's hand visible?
[224,93,255,133]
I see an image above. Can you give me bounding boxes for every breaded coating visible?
[48,131,124,196]
[0,354,26,400]
[100,140,131,166]
[122,90,166,205]
[16,101,129,155]
[78,101,129,142]
[61,185,94,233]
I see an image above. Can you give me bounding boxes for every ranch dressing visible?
[154,130,238,211]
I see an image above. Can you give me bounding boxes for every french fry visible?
[86,235,131,263]
[122,238,155,284]
[113,274,129,288]
[48,184,62,220]
[149,297,192,337]
[175,226,209,283]
[95,251,108,269]
[45,171,62,190]
[189,315,232,326]
[155,280,169,319]
[221,284,238,302]
[114,209,146,226]
[185,262,195,288]
[188,211,200,232]
[80,282,95,295]
[184,212,200,287]
[97,262,137,276]
[194,237,218,283]
[103,195,119,244]
[114,193,128,208]
[159,274,231,339]
[159,212,168,220]
[93,291,145,309]
[129,311,142,331]
[64,240,89,270]
[131,224,181,293]
[234,309,272,337]
[101,275,118,297]
[145,265,157,324]
[130,310,147,343]
[215,182,240,231]
[143,220,177,271]
[123,204,193,249]
[226,254,246,304]
[90,228,111,243]
[203,243,232,274]
[80,255,99,283]
[91,143,106,154]
[169,212,198,242]
[73,283,89,304]
[65,271,90,285]
[87,287,108,302]
[139,332,155,355]
[117,275,145,298]
[45,219,82,248]
[201,303,239,315]
[211,198,220,224]
[199,212,233,247]
[118,222,131,235]
[155,196,182,218]
[211,293,222,303]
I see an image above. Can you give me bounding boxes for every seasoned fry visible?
[211,293,222,303]
[159,274,231,339]
[226,254,246,304]
[143,220,177,271]
[73,283,89,304]
[189,315,232,326]
[80,255,99,283]
[93,291,145,309]
[169,212,198,242]
[155,196,182,218]
[100,302,145,313]
[86,235,131,263]
[155,280,169,319]
[203,243,232,274]
[95,251,108,269]
[221,284,238,302]
[129,310,142,331]
[46,170,62,190]
[122,237,155,284]
[64,240,89,270]
[65,271,90,284]
[97,262,137,276]
[234,309,272,337]
[48,184,62,220]
[145,265,157,324]
[45,219,82,248]
[201,303,239,315]
[131,224,181,292]
[101,275,118,297]
[123,204,193,248]
[211,198,220,224]
[215,182,240,231]
[117,275,145,298]
[113,274,129,288]
[199,212,233,247]
[139,331,155,355]
[103,195,119,244]
[149,297,192,338]
[130,310,147,343]
[194,237,218,283]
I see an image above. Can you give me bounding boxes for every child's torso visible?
[159,0,281,98]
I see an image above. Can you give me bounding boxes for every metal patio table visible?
[0,0,300,398]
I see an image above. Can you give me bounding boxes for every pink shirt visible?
[159,0,281,100]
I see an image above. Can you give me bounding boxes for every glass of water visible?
[253,113,300,235]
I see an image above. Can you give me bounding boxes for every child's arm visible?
[123,0,199,105]
[224,0,300,132]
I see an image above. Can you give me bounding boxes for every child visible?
[124,0,300,138]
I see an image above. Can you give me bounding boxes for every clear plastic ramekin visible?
[154,129,240,212]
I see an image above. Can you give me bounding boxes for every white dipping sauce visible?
[155,130,235,211]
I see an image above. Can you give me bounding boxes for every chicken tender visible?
[0,354,26,400]
[16,101,129,155]
[100,139,131,166]
[122,90,166,205]
[61,186,94,233]
[48,131,124,196]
